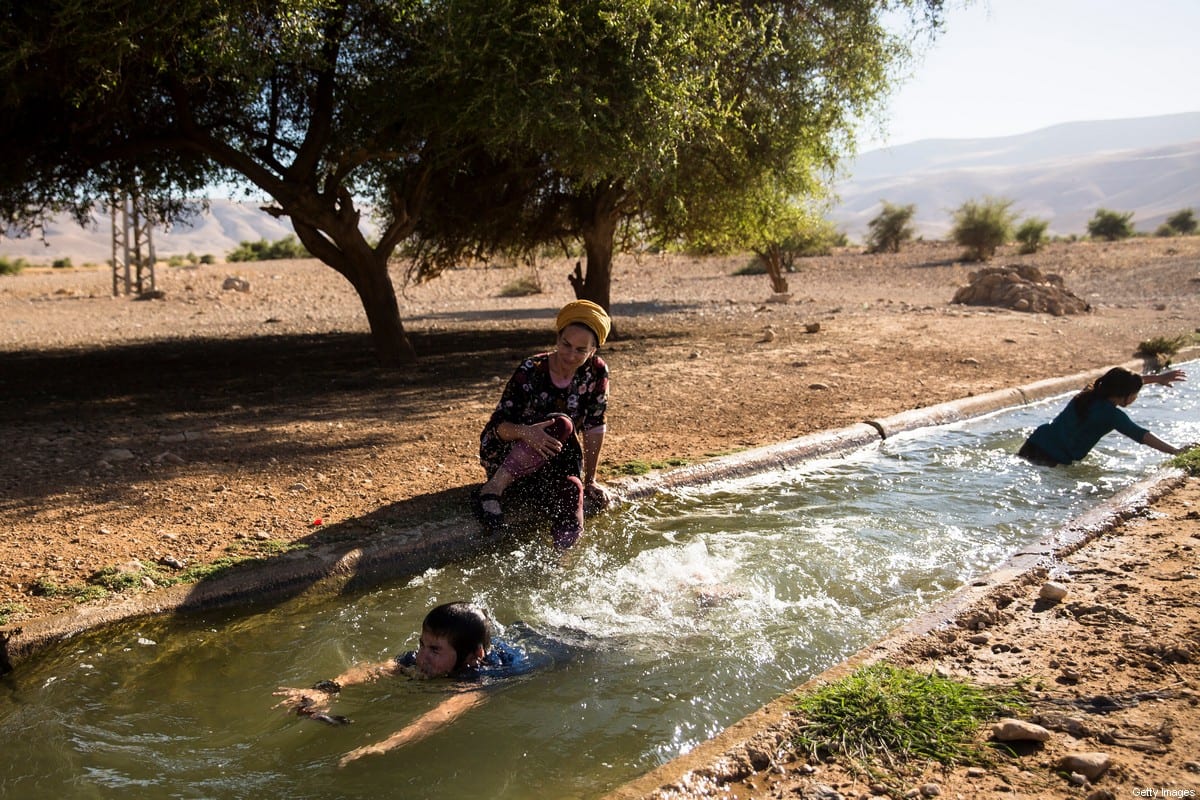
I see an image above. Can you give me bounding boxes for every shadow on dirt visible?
[0,326,557,504]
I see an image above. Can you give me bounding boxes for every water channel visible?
[1,365,1196,799]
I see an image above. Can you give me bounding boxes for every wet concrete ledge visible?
[1,353,1191,677]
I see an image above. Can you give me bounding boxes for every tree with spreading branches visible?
[0,0,942,365]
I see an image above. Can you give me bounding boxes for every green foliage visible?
[1015,217,1049,254]
[951,197,1015,262]
[1170,447,1200,476]
[0,0,944,364]
[1163,208,1197,236]
[1087,208,1136,241]
[792,664,1025,771]
[0,602,25,625]
[1136,334,1193,359]
[0,256,27,275]
[227,235,309,262]
[866,201,916,254]
[199,254,217,265]
[51,257,72,269]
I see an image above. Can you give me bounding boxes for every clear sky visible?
[863,0,1200,149]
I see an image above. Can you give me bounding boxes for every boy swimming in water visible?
[274,601,544,766]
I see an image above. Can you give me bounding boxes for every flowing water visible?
[2,366,1196,799]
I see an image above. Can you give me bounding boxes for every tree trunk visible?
[761,245,790,294]
[570,189,621,312]
[288,212,418,367]
[348,256,418,366]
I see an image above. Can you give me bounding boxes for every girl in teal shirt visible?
[1019,366,1190,466]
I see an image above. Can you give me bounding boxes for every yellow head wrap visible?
[555,300,611,346]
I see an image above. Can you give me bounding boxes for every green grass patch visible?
[792,664,1025,775]
[607,457,690,477]
[30,577,108,603]
[0,602,26,625]
[1169,447,1200,476]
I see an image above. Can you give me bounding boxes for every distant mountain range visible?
[2,112,1198,263]
[829,111,1200,241]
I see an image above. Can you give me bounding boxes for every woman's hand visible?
[521,420,564,458]
[583,480,611,513]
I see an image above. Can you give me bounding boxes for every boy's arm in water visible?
[338,687,490,767]
[273,659,404,715]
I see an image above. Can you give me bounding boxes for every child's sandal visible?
[471,488,506,536]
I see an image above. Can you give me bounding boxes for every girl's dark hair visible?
[1072,367,1142,418]
[422,602,491,669]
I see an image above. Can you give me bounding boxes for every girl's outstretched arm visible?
[1144,369,1186,387]
[1141,431,1189,456]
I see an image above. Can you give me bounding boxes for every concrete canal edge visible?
[1,352,1193,686]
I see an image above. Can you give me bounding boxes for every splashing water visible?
[1,364,1195,799]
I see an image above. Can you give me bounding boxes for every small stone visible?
[967,632,990,645]
[809,382,831,391]
[136,637,156,647]
[288,482,308,492]
[965,767,986,779]
[159,556,185,570]
[1039,581,1069,602]
[804,322,821,333]
[101,448,135,462]
[992,718,1052,742]
[1085,791,1115,800]
[919,782,941,797]
[1183,761,1200,773]
[1059,752,1110,781]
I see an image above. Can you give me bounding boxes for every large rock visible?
[951,264,1090,315]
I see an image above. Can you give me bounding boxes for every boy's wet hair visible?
[422,602,491,668]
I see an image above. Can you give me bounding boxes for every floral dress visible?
[479,352,609,477]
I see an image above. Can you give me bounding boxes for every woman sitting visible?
[474,300,612,547]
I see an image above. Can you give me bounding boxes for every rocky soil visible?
[2,236,1199,797]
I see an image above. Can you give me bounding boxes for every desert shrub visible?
[866,201,915,254]
[499,275,543,297]
[1155,223,1176,237]
[51,257,72,269]
[951,197,1015,261]
[199,253,217,265]
[737,220,846,276]
[227,235,309,262]
[782,219,847,258]
[0,256,27,275]
[1015,218,1049,254]
[1136,334,1193,360]
[1163,208,1197,236]
[1086,208,1135,241]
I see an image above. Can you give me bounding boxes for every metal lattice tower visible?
[110,192,157,296]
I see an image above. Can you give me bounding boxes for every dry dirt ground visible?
[2,237,1200,797]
